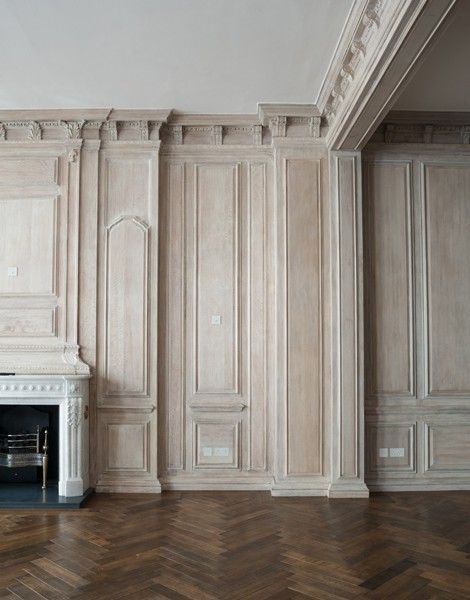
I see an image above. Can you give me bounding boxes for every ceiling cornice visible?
[0,108,111,121]
[0,104,326,145]
[316,0,386,124]
[317,0,459,150]
[369,109,470,145]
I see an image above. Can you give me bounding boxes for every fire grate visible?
[0,426,49,489]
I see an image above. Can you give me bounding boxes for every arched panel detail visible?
[104,215,149,396]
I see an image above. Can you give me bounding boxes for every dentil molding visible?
[317,0,386,126]
[0,105,325,146]
[316,0,458,149]
[371,111,470,145]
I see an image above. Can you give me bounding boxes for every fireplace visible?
[0,406,58,486]
[0,375,89,497]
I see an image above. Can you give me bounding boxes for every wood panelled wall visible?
[364,144,470,491]
[158,150,274,489]
[95,143,160,492]
[0,108,361,496]
[0,136,88,375]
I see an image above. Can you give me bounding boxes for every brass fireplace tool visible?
[0,425,49,489]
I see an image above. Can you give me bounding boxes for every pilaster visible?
[328,151,369,498]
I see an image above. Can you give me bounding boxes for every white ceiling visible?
[0,0,353,114]
[394,0,470,112]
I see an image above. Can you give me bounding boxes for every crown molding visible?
[370,110,470,145]
[384,110,470,126]
[316,0,371,114]
[318,0,458,150]
[108,108,172,122]
[169,113,259,126]
[0,108,111,121]
[258,103,320,122]
[258,103,322,139]
[0,105,325,145]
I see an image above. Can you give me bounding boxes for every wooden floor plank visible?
[0,491,468,599]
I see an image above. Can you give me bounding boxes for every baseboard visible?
[95,479,162,494]
[368,481,470,492]
[271,477,330,497]
[271,488,328,497]
[328,481,370,498]
[160,474,273,491]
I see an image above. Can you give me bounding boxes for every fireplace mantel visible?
[0,374,90,497]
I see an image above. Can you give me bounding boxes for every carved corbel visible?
[27,121,42,141]
[64,120,85,139]
[269,116,287,138]
[102,120,118,141]
[309,116,321,138]
[212,125,223,145]
[169,124,183,144]
[423,125,434,144]
[252,124,262,145]
[149,120,164,140]
[461,126,470,144]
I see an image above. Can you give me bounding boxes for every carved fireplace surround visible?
[0,375,89,497]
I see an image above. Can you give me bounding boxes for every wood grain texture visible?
[1,491,470,598]
[95,143,160,491]
[286,159,322,476]
[364,161,414,398]
[159,154,271,486]
[424,164,470,395]
[364,147,470,491]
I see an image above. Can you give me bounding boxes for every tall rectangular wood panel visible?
[159,153,273,489]
[96,142,160,492]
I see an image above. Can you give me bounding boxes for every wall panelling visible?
[364,143,470,491]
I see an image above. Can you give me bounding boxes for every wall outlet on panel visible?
[390,447,405,458]
[211,315,222,325]
[213,447,229,457]
[7,267,18,277]
[379,448,389,458]
[202,447,213,457]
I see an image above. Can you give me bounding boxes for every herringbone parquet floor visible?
[0,491,469,599]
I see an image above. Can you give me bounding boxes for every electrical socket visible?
[213,447,229,457]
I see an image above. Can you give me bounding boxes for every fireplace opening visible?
[0,406,59,485]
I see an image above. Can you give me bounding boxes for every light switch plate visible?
[390,447,405,458]
[379,448,389,458]
[211,315,222,326]
[7,267,18,277]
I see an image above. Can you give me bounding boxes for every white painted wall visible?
[0,0,352,113]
